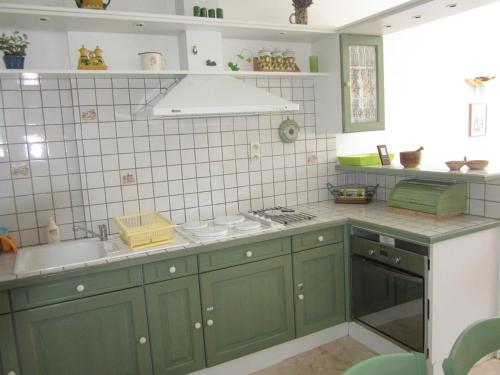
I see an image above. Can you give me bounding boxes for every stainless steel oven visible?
[350,227,428,353]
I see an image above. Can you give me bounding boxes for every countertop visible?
[1,200,499,285]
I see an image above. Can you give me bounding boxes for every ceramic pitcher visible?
[289,7,308,24]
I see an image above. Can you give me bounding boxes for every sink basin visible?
[14,239,120,275]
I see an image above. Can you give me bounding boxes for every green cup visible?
[193,6,200,16]
[208,8,216,18]
[216,8,224,18]
[309,55,319,73]
[200,7,207,17]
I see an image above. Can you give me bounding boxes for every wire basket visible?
[114,212,175,249]
[326,183,379,204]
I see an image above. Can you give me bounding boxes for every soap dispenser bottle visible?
[46,217,61,244]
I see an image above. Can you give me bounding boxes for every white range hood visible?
[151,75,299,117]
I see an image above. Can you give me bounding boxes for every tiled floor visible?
[252,337,500,375]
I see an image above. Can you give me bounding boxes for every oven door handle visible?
[356,256,424,284]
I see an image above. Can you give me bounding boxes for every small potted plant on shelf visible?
[290,0,313,25]
[0,31,29,69]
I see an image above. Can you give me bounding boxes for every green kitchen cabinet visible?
[293,243,346,337]
[340,34,385,133]
[200,256,295,366]
[145,275,206,375]
[0,314,20,375]
[14,287,153,375]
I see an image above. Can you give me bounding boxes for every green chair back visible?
[443,317,500,375]
[344,352,427,375]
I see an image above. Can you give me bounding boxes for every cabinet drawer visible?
[0,290,10,314]
[143,255,198,284]
[292,227,344,252]
[11,266,143,311]
[199,237,291,272]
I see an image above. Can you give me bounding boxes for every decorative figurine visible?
[206,59,217,67]
[75,0,111,10]
[78,45,108,70]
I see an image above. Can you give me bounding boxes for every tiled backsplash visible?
[341,171,500,219]
[0,76,339,247]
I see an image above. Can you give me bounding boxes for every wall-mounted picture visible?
[469,103,487,137]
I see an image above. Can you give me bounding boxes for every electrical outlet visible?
[250,143,261,162]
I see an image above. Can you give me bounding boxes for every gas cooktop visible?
[249,207,316,225]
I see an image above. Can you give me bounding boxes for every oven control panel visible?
[350,232,427,277]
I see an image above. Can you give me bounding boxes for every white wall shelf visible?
[339,0,498,36]
[0,3,336,43]
[0,69,330,79]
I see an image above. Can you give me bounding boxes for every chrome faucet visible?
[73,224,108,241]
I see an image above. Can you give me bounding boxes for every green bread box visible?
[338,153,395,166]
[388,179,467,216]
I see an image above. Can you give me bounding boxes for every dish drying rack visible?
[114,212,174,249]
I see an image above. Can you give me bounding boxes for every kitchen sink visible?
[14,239,122,275]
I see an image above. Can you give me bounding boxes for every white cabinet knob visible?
[298,294,305,301]
[76,284,85,293]
[317,236,324,242]
[246,251,253,258]
[7,371,16,375]
[207,319,214,327]
[139,337,147,345]
[169,266,176,274]
[194,322,202,330]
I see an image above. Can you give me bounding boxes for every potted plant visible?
[289,0,313,25]
[0,31,29,69]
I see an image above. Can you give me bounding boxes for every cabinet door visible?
[0,314,20,375]
[200,256,295,366]
[15,287,152,375]
[145,275,205,375]
[293,244,346,337]
[341,34,384,133]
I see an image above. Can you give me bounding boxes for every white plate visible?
[214,215,245,226]
[182,221,208,231]
[235,221,262,231]
[193,226,229,238]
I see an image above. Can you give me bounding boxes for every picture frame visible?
[469,103,487,137]
[377,145,391,165]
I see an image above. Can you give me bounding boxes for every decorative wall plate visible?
[278,118,300,143]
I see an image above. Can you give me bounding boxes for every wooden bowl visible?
[400,150,422,168]
[445,161,466,171]
[466,160,489,170]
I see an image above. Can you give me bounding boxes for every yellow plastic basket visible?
[113,212,175,250]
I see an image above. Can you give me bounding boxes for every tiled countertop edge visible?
[1,208,499,287]
[336,164,500,183]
